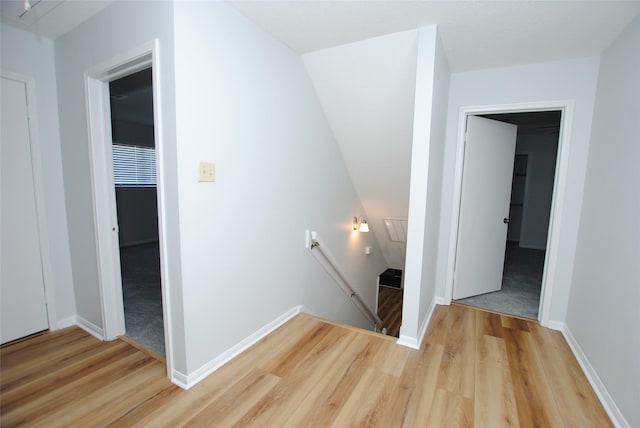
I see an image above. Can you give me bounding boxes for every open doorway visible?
[376,218,407,338]
[109,68,164,356]
[454,111,561,319]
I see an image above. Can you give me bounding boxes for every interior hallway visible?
[0,304,611,427]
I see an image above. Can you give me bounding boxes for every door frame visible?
[1,70,57,331]
[84,40,174,374]
[443,101,574,326]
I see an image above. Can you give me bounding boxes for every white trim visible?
[545,320,564,331]
[434,296,448,306]
[171,306,304,390]
[560,324,629,428]
[443,101,575,328]
[84,40,175,378]
[85,73,125,341]
[397,299,438,349]
[57,316,77,329]
[76,316,105,340]
[1,70,58,331]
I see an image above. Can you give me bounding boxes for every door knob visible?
[503,218,510,224]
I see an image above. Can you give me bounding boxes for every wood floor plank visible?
[503,327,565,428]
[261,320,334,377]
[232,325,354,426]
[436,303,476,398]
[0,328,95,381]
[329,367,398,427]
[0,341,138,417]
[182,368,280,427]
[31,359,164,427]
[281,332,384,427]
[2,349,152,427]
[377,342,444,427]
[377,286,403,337]
[0,305,613,427]
[1,338,128,395]
[529,323,613,428]
[425,388,474,428]
[501,315,532,332]
[423,304,450,346]
[130,314,320,427]
[476,309,505,339]
[475,334,520,427]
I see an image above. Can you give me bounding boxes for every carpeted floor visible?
[120,243,165,356]
[455,242,545,319]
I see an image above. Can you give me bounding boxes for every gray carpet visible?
[120,243,165,356]
[455,242,545,319]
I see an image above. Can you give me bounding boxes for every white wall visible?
[437,57,600,323]
[53,1,187,371]
[302,30,418,269]
[517,131,559,249]
[567,16,640,428]
[0,25,76,325]
[400,26,450,345]
[173,2,387,375]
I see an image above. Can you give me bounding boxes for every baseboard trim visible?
[434,296,448,306]
[171,305,304,390]
[76,316,104,340]
[560,323,629,428]
[545,320,564,331]
[57,316,77,330]
[397,298,437,349]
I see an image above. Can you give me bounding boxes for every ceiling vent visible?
[384,218,408,243]
[1,0,62,26]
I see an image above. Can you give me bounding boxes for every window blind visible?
[112,143,156,187]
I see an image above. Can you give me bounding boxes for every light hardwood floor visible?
[377,285,403,337]
[0,304,611,427]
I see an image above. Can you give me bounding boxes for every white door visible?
[453,116,517,300]
[1,76,49,344]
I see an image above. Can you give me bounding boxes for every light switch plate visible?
[198,162,215,182]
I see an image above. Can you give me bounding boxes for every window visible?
[112,143,156,187]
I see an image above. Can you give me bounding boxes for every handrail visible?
[308,235,381,328]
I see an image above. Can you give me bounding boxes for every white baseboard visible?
[57,316,77,330]
[397,298,438,349]
[171,305,304,390]
[434,296,448,305]
[560,323,629,428]
[76,316,104,340]
[545,320,564,331]
[397,334,419,349]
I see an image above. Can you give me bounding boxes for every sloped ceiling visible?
[303,30,418,268]
[230,1,640,72]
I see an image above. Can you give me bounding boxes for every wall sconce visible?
[353,216,369,232]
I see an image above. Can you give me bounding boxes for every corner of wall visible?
[560,323,631,428]
[173,305,303,390]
